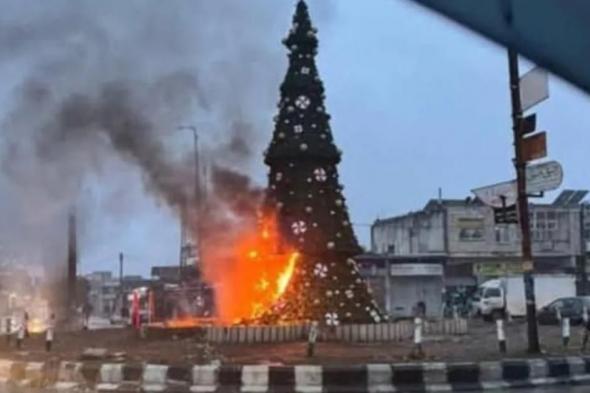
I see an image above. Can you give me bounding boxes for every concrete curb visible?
[0,356,588,392]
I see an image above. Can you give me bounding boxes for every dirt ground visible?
[1,319,588,365]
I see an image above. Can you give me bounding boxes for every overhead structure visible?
[411,0,590,94]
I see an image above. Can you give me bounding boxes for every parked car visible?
[537,296,590,325]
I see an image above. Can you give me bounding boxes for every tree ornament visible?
[287,105,295,113]
[301,66,310,74]
[325,312,339,326]
[275,172,283,181]
[313,168,327,182]
[345,289,354,299]
[295,95,311,110]
[294,124,303,134]
[313,263,328,278]
[291,220,307,235]
[326,290,333,297]
[300,143,308,151]
[305,206,313,213]
[327,241,335,249]
[278,132,286,139]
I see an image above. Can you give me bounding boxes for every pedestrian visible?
[410,301,426,359]
[45,313,55,352]
[16,321,25,350]
[82,303,92,330]
[582,306,590,351]
[307,321,319,357]
[23,311,29,338]
[5,316,11,345]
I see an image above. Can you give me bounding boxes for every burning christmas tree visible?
[261,0,384,325]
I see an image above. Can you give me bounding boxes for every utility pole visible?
[581,203,588,295]
[508,48,540,353]
[67,212,78,319]
[178,125,203,269]
[119,252,124,316]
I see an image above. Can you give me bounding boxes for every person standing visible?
[45,313,55,352]
[23,311,29,338]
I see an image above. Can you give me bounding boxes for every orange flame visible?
[200,213,298,323]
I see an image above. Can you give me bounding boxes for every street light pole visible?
[507,48,540,353]
[178,126,203,270]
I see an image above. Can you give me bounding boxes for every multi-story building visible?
[86,271,152,318]
[371,190,588,289]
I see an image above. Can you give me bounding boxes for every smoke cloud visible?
[0,0,335,311]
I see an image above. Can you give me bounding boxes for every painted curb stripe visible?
[502,360,529,381]
[322,365,367,393]
[393,364,424,388]
[2,356,590,391]
[547,358,570,378]
[447,362,480,390]
[268,366,295,389]
[218,365,241,388]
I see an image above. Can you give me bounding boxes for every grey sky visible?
[0,1,587,277]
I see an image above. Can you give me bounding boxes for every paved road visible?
[22,386,590,393]
[486,387,587,393]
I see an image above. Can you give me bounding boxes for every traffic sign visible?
[522,132,547,162]
[526,160,563,194]
[520,114,537,135]
[494,204,518,224]
[472,160,563,207]
[520,66,549,112]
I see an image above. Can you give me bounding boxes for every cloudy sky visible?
[0,0,588,277]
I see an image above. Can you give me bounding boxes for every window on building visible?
[530,210,558,241]
[494,225,512,243]
[457,217,485,241]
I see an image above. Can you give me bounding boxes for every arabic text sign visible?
[472,161,563,207]
[526,161,563,194]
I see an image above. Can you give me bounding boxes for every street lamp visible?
[178,125,203,273]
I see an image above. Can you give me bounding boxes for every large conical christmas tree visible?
[263,0,384,325]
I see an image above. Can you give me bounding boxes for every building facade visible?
[371,191,587,289]
[355,254,444,319]
[86,271,152,318]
